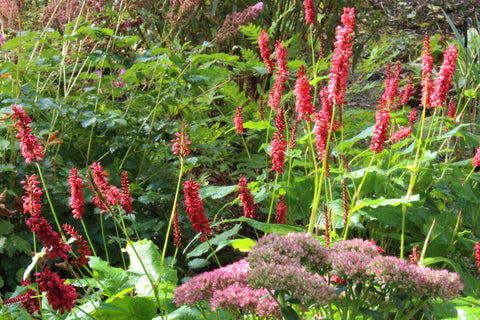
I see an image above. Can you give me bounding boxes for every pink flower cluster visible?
[63,223,92,268]
[215,2,263,43]
[174,259,280,318]
[171,131,191,158]
[276,195,286,224]
[183,178,211,242]
[69,167,85,219]
[473,145,480,167]
[11,105,44,164]
[90,162,121,214]
[432,45,458,108]
[304,0,315,25]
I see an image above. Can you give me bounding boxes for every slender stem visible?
[240,134,251,160]
[266,173,279,226]
[99,214,109,263]
[81,219,97,257]
[206,238,222,268]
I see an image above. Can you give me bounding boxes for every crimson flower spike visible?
[294,65,315,121]
[183,178,211,242]
[11,105,44,163]
[234,106,244,134]
[276,194,287,224]
[421,33,434,109]
[473,145,480,168]
[267,40,288,111]
[69,167,85,219]
[238,175,256,219]
[431,45,458,108]
[258,29,275,73]
[121,171,133,215]
[270,107,287,173]
[304,0,315,25]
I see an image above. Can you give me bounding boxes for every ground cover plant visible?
[1,0,480,319]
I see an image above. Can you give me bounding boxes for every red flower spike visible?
[402,74,413,106]
[275,195,287,224]
[121,171,133,215]
[268,41,289,111]
[473,145,480,167]
[408,108,417,126]
[448,101,457,120]
[90,162,120,214]
[258,30,275,73]
[390,125,412,143]
[22,175,71,261]
[63,224,91,268]
[370,108,390,153]
[238,175,256,219]
[69,167,85,219]
[421,33,434,109]
[35,267,78,314]
[289,118,300,150]
[304,0,315,25]
[294,65,315,121]
[475,241,480,272]
[432,45,458,108]
[409,244,420,265]
[11,105,44,164]
[271,107,287,173]
[234,106,244,134]
[183,179,211,242]
[171,130,191,158]
[173,208,182,248]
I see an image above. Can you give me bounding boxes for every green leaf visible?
[6,234,31,256]
[187,258,210,270]
[89,256,130,296]
[223,217,305,234]
[352,195,420,213]
[125,239,177,298]
[243,120,271,130]
[187,224,242,259]
[93,296,156,320]
[280,306,301,320]
[0,221,13,235]
[200,185,237,199]
[231,238,256,252]
[359,308,383,319]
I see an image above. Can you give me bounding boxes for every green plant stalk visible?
[99,214,109,263]
[266,173,279,226]
[206,238,222,268]
[113,217,127,269]
[343,152,375,239]
[81,219,97,257]
[158,159,184,286]
[419,218,436,266]
[240,134,252,160]
[35,163,65,239]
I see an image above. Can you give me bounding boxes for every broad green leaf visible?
[0,221,13,235]
[280,306,301,320]
[200,185,237,199]
[125,240,177,298]
[243,120,271,130]
[89,256,130,296]
[352,195,420,213]
[93,296,156,320]
[231,238,256,252]
[223,217,305,234]
[187,224,242,259]
[187,258,210,269]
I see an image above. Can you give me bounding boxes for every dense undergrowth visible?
[1,1,480,319]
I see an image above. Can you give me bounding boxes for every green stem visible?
[81,219,97,257]
[266,173,279,226]
[240,134,251,160]
[99,214,109,263]
[206,238,222,268]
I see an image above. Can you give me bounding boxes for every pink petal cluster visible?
[69,167,85,219]
[275,194,286,224]
[174,259,280,318]
[432,45,458,108]
[183,178,211,242]
[22,175,71,261]
[63,223,91,268]
[238,175,256,219]
[11,105,44,163]
[120,171,133,215]
[294,65,315,121]
[370,107,390,153]
[408,107,417,126]
[475,240,480,272]
[473,145,480,167]
[268,41,288,111]
[90,162,121,214]
[409,244,420,265]
[258,30,275,73]
[270,107,287,173]
[234,106,244,134]
[304,0,316,25]
[35,267,78,314]
[448,100,457,119]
